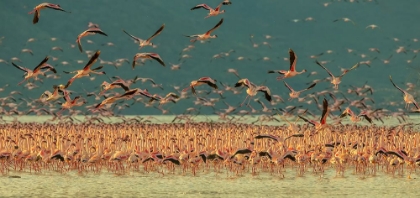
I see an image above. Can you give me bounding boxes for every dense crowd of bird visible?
[0,1,420,178]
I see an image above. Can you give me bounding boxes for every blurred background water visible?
[1,0,420,115]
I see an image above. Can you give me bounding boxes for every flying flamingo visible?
[100,79,132,95]
[132,53,165,69]
[63,50,106,88]
[185,18,224,42]
[118,88,159,101]
[11,56,57,85]
[268,49,307,80]
[235,78,272,106]
[299,98,329,131]
[93,94,126,111]
[191,2,225,19]
[340,107,360,123]
[76,27,108,53]
[123,24,165,49]
[315,60,359,89]
[182,77,218,96]
[149,92,180,107]
[222,0,232,5]
[283,81,316,100]
[389,75,419,110]
[57,93,85,115]
[40,84,67,102]
[28,3,70,24]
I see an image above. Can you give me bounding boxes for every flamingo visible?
[299,98,329,131]
[268,49,307,80]
[57,93,85,115]
[76,27,108,53]
[93,94,126,111]
[389,75,419,110]
[11,56,57,85]
[123,24,165,49]
[235,78,272,106]
[149,92,180,107]
[283,81,316,100]
[63,50,106,88]
[185,18,224,42]
[40,84,66,102]
[118,88,159,101]
[182,77,218,96]
[315,60,359,89]
[28,3,70,24]
[132,53,165,69]
[222,0,232,5]
[191,2,225,19]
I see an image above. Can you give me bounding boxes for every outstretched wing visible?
[83,50,101,70]
[12,63,30,73]
[191,4,211,10]
[146,24,165,43]
[289,49,297,71]
[206,18,224,34]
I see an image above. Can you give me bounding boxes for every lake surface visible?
[2,166,420,197]
[1,0,420,197]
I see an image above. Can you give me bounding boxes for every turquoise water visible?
[1,1,420,197]
[0,0,420,115]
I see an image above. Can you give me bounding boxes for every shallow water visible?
[2,168,420,197]
[3,115,419,126]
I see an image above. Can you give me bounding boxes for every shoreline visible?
[1,115,417,126]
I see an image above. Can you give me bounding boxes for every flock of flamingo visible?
[1,1,420,179]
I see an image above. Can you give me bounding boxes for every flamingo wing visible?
[11,63,30,73]
[320,98,329,125]
[191,4,211,10]
[123,30,142,43]
[289,49,297,71]
[206,18,224,34]
[83,50,101,70]
[315,60,334,78]
[389,75,406,94]
[33,56,50,72]
[148,53,165,66]
[146,24,165,43]
[283,81,294,92]
[87,27,108,36]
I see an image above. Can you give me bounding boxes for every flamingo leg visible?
[240,95,249,106]
[17,78,28,85]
